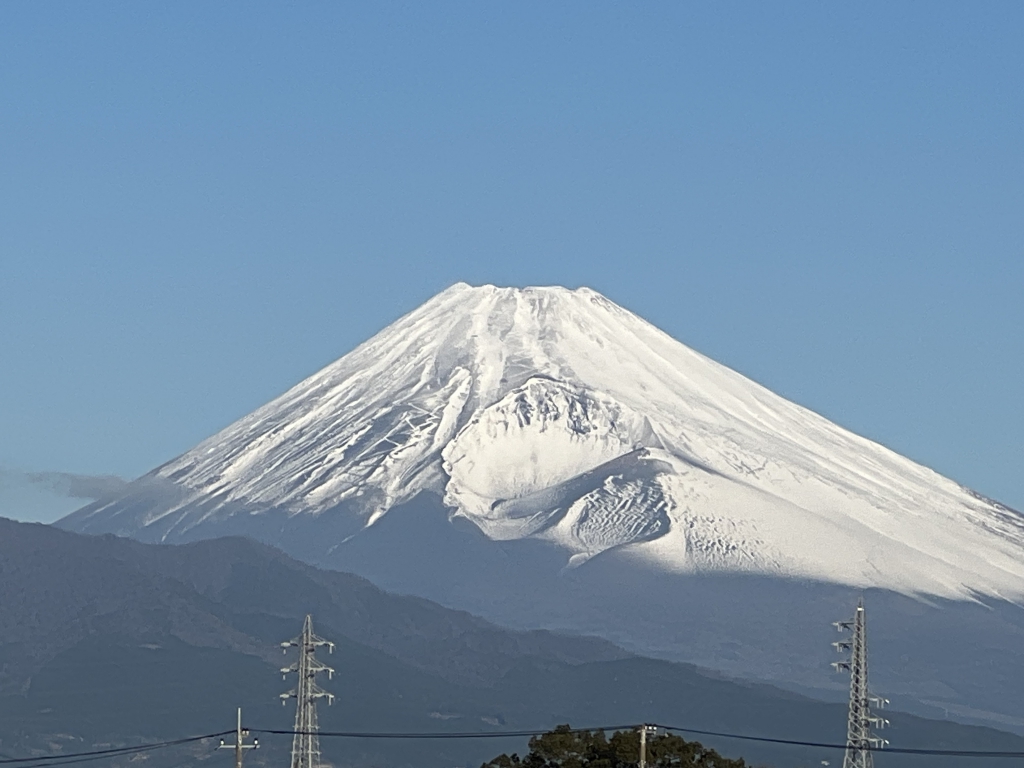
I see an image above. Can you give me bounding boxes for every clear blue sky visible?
[1,2,1021,522]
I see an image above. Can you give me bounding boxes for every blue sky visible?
[1,2,1021,522]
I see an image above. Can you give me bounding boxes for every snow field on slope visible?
[68,283,1024,602]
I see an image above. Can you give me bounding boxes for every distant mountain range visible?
[56,284,1024,731]
[2,516,1023,768]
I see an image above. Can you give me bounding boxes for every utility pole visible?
[219,708,258,768]
[638,724,657,768]
[832,599,889,768]
[281,614,335,768]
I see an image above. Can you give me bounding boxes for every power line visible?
[655,724,1024,761]
[3,719,1024,765]
[0,732,232,767]
[5,750,184,768]
[254,725,638,740]
[253,725,1024,758]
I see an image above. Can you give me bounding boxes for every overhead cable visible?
[0,733,233,767]
[254,725,1024,758]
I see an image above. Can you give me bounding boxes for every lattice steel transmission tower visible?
[281,614,335,768]
[832,598,888,768]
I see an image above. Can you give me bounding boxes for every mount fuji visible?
[59,283,1024,730]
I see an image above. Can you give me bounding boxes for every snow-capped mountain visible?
[63,283,1024,599]
[59,284,1024,732]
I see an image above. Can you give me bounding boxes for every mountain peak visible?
[63,284,1024,602]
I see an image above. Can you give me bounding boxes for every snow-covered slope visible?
[62,283,1024,602]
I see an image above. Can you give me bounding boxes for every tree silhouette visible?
[481,725,746,768]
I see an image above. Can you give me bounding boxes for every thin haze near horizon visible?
[1,2,1021,523]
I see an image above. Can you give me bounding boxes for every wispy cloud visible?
[2,470,129,500]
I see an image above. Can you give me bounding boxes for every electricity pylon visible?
[832,598,889,768]
[281,614,335,768]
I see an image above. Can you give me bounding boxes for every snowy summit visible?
[64,283,1024,602]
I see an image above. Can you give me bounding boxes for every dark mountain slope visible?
[0,517,625,691]
[1,518,1021,768]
